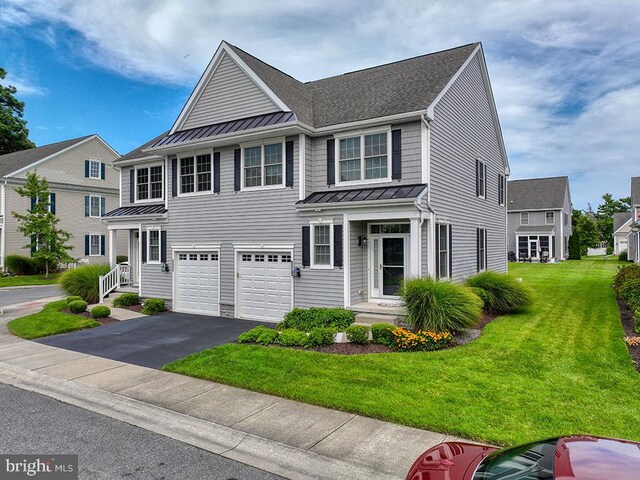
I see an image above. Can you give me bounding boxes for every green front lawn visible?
[164,258,640,446]
[0,273,61,288]
[7,300,98,339]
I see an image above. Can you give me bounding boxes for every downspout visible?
[420,114,436,277]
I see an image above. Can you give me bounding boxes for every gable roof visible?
[507,176,569,211]
[0,135,97,178]
[632,177,640,206]
[613,212,632,233]
[117,131,169,163]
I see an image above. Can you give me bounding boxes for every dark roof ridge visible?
[226,42,306,86]
[508,175,568,182]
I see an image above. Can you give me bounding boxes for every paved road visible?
[0,384,281,479]
[0,285,62,308]
[38,312,272,368]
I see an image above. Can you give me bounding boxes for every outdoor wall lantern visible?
[161,263,170,273]
[358,235,368,247]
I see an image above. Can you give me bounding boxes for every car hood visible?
[406,442,496,480]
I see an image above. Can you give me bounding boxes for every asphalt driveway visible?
[36,312,272,368]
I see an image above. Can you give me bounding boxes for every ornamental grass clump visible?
[465,271,533,313]
[60,264,111,303]
[400,277,482,333]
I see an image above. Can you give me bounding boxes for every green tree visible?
[572,209,600,255]
[12,172,73,277]
[595,193,631,245]
[568,232,582,260]
[0,67,35,155]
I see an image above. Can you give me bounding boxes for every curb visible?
[0,284,61,291]
[0,362,400,480]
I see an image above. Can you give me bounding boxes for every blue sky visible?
[1,0,639,209]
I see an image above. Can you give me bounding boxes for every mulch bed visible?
[474,312,500,330]
[62,308,120,326]
[617,297,640,372]
[122,304,144,313]
[312,343,393,355]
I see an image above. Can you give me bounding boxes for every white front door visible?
[130,231,139,286]
[529,238,539,260]
[238,252,292,322]
[175,251,220,315]
[370,235,407,299]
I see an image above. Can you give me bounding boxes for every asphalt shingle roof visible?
[632,177,640,206]
[507,176,569,211]
[117,131,169,163]
[613,212,632,232]
[0,135,93,177]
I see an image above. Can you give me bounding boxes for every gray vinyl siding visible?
[163,136,344,314]
[429,53,507,280]
[181,53,280,131]
[310,121,423,191]
[350,221,366,305]
[507,205,572,260]
[121,166,132,207]
[140,225,171,299]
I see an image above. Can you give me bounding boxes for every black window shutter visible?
[435,224,440,278]
[141,232,147,264]
[448,224,453,278]
[100,162,106,180]
[85,160,90,178]
[285,140,294,187]
[172,158,178,197]
[484,230,488,267]
[302,226,310,267]
[213,152,220,193]
[234,149,241,191]
[84,196,89,217]
[50,193,56,215]
[30,196,36,211]
[160,230,167,263]
[84,235,90,256]
[333,224,343,268]
[475,160,480,196]
[483,164,487,197]
[476,228,480,272]
[130,169,135,203]
[391,129,402,180]
[100,235,105,256]
[100,197,105,216]
[326,139,335,185]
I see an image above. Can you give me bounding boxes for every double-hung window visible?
[88,160,101,179]
[136,165,163,201]
[179,154,212,195]
[545,211,555,225]
[89,196,101,217]
[476,159,487,197]
[436,223,450,279]
[338,131,389,183]
[89,234,101,256]
[477,228,487,272]
[520,212,529,225]
[243,141,284,189]
[311,223,333,268]
[148,230,161,263]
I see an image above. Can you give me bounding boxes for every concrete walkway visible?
[0,300,471,480]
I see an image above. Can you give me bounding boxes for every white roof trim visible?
[170,41,291,135]
[613,217,633,235]
[5,135,119,178]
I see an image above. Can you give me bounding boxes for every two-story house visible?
[0,135,124,269]
[102,41,509,322]
[628,177,640,263]
[507,176,572,261]
[613,212,632,255]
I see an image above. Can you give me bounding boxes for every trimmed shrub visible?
[276,328,308,347]
[371,323,397,347]
[619,278,640,310]
[613,264,640,292]
[400,277,482,333]
[5,255,36,275]
[90,305,111,319]
[568,233,581,260]
[465,271,533,313]
[606,245,614,256]
[237,326,272,343]
[141,298,165,315]
[59,264,111,303]
[305,327,336,348]
[68,300,88,314]
[619,250,629,262]
[65,296,83,305]
[278,307,355,332]
[116,255,128,264]
[256,328,279,345]
[113,293,140,308]
[391,327,453,352]
[346,325,369,344]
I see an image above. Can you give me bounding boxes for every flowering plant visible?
[391,327,453,352]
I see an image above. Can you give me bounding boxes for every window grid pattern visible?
[89,160,101,179]
[180,158,195,194]
[281,254,292,262]
[196,154,212,192]
[520,212,529,225]
[148,230,160,262]
[89,234,101,256]
[264,144,283,186]
[244,147,262,188]
[150,166,163,198]
[137,168,149,200]
[314,225,331,265]
[478,229,487,271]
[364,133,387,179]
[437,224,449,278]
[339,137,361,182]
[90,196,101,217]
[545,211,555,225]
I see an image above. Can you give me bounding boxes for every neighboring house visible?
[0,135,124,268]
[628,177,640,263]
[613,212,632,255]
[102,40,509,322]
[507,176,572,261]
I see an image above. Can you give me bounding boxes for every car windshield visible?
[473,439,556,479]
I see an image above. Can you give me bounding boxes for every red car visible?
[406,435,640,479]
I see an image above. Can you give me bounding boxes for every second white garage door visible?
[239,252,292,322]
[175,251,220,316]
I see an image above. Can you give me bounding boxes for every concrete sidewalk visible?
[0,300,470,480]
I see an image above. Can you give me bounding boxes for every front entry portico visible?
[368,224,410,299]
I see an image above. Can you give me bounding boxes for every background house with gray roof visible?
[0,135,124,269]
[613,211,632,255]
[507,176,572,261]
[628,177,640,263]
[101,40,509,323]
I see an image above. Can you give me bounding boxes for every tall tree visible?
[572,209,600,255]
[12,172,73,277]
[0,67,35,155]
[595,193,632,245]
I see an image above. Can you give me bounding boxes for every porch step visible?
[354,312,401,326]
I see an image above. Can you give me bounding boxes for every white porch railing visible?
[99,264,131,303]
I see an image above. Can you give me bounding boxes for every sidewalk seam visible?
[305,413,357,451]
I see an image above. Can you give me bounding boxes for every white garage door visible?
[176,251,220,315]
[239,252,292,322]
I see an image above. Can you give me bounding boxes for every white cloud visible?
[0,74,48,97]
[1,0,639,207]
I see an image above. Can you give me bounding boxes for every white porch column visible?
[109,229,117,267]
[343,215,350,307]
[409,218,420,277]
[516,236,520,260]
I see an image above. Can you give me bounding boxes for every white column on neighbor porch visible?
[109,229,117,267]
[409,218,420,277]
